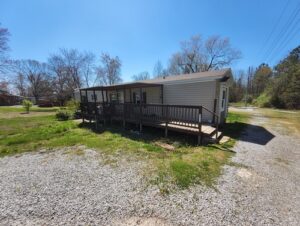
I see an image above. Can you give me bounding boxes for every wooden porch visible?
[80,102,221,145]
[79,83,221,145]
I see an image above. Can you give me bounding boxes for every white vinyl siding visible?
[163,81,216,122]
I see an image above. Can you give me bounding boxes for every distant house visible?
[75,69,232,144]
[0,89,23,106]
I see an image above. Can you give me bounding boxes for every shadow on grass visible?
[222,122,275,145]
[79,121,200,148]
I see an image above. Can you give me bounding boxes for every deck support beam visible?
[161,85,164,104]
[93,89,98,130]
[85,89,91,124]
[139,87,142,133]
[198,106,203,145]
[165,105,169,137]
[101,88,106,126]
[123,88,126,128]
[80,89,84,123]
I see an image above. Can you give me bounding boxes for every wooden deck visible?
[80,102,221,144]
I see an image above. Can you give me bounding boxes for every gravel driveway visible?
[0,109,299,225]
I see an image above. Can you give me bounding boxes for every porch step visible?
[208,131,223,144]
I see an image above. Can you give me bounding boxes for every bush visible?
[22,100,33,113]
[242,95,253,104]
[55,110,72,121]
[66,99,80,111]
[65,99,80,119]
[254,93,272,107]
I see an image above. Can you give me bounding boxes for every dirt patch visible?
[154,142,175,151]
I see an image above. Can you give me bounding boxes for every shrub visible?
[66,99,80,111]
[55,109,72,121]
[242,95,253,104]
[254,93,272,107]
[22,100,33,113]
[65,99,80,119]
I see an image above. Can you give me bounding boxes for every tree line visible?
[1,23,242,105]
[230,45,300,109]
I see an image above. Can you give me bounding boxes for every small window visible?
[221,90,226,110]
[110,93,118,103]
[222,90,225,107]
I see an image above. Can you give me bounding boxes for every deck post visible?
[106,90,109,103]
[161,85,163,104]
[165,105,169,137]
[79,89,84,123]
[86,89,91,124]
[139,87,142,132]
[212,98,217,124]
[198,106,203,145]
[101,88,105,125]
[123,88,126,128]
[215,117,219,141]
[85,89,89,123]
[93,89,98,130]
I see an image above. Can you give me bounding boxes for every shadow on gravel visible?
[223,122,275,145]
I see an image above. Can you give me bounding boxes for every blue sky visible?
[1,0,299,81]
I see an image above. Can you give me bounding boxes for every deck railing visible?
[80,102,219,144]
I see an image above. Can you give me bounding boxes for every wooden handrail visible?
[202,105,219,119]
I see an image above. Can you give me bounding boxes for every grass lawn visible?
[257,108,300,135]
[0,106,249,192]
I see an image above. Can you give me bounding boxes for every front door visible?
[219,85,228,122]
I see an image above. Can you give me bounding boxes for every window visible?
[222,90,225,107]
[132,92,146,104]
[110,93,118,103]
[221,89,226,110]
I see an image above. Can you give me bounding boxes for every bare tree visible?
[14,60,50,102]
[168,35,241,75]
[132,71,150,81]
[0,24,10,74]
[48,48,95,104]
[204,36,241,71]
[96,53,122,85]
[15,73,27,96]
[0,80,9,91]
[153,60,163,77]
[82,52,96,87]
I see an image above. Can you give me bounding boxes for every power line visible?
[258,0,290,60]
[262,2,300,63]
[268,17,300,63]
[269,27,300,64]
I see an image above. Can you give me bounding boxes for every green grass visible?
[0,106,60,113]
[0,106,249,191]
[222,111,250,142]
[257,108,300,134]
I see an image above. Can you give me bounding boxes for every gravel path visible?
[0,109,299,225]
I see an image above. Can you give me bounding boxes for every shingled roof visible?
[80,68,232,91]
[140,68,232,84]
